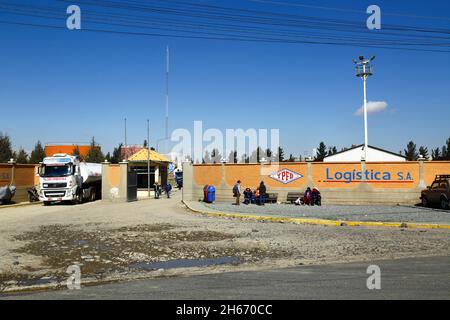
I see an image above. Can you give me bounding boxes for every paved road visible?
[2,256,449,300]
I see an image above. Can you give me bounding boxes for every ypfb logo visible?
[269,168,303,184]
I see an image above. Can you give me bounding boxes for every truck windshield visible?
[40,165,71,177]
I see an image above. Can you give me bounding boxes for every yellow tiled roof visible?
[128,149,171,162]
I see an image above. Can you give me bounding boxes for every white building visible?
[324,145,406,162]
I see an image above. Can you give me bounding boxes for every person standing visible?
[154,182,160,199]
[164,183,172,198]
[259,181,266,206]
[233,180,242,205]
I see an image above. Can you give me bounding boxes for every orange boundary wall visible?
[0,164,39,203]
[183,161,450,205]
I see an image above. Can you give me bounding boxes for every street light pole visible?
[354,55,375,161]
[363,63,368,161]
[147,119,151,198]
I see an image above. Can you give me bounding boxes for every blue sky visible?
[0,0,449,157]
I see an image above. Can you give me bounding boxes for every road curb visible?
[0,201,41,210]
[183,201,450,230]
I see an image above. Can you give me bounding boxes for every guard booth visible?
[127,170,137,202]
[126,148,171,198]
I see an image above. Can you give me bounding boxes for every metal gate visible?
[127,171,137,202]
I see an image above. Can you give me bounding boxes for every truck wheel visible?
[90,189,96,202]
[421,196,429,207]
[441,197,449,210]
[43,201,51,206]
[72,190,82,205]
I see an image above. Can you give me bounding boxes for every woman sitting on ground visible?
[243,188,253,205]
[303,187,312,206]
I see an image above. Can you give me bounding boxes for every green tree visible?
[404,141,418,161]
[0,132,14,163]
[110,143,123,164]
[203,150,211,164]
[228,150,237,164]
[85,137,104,163]
[277,147,285,162]
[72,145,85,161]
[432,148,441,161]
[16,147,29,164]
[315,142,327,162]
[143,139,148,148]
[441,137,450,160]
[327,146,338,156]
[287,154,296,162]
[211,148,221,163]
[29,141,46,164]
[418,146,429,159]
[265,148,272,159]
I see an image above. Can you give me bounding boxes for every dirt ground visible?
[0,191,449,292]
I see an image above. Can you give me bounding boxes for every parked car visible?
[0,185,16,205]
[420,175,450,210]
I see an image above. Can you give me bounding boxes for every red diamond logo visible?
[269,168,304,184]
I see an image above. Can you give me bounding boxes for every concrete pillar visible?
[361,160,367,182]
[7,158,15,185]
[305,157,313,187]
[418,157,427,188]
[119,161,128,201]
[182,160,194,202]
[101,161,110,201]
[221,161,226,186]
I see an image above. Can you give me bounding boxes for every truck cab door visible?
[429,181,441,202]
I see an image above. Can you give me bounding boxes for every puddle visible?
[17,277,61,287]
[130,256,241,271]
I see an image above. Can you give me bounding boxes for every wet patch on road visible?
[1,223,288,292]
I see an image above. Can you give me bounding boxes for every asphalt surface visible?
[2,256,449,300]
[202,202,450,224]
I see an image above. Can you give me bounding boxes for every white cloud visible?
[354,101,388,116]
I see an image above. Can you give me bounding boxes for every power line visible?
[1,1,449,52]
[1,19,449,53]
[247,0,450,22]
[4,4,448,47]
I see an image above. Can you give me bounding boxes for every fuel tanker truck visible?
[38,154,101,205]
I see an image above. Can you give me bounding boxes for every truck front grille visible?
[44,191,66,198]
[43,183,67,188]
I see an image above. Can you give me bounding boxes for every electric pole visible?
[353,55,375,161]
[147,119,151,198]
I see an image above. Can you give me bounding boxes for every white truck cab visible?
[38,153,101,205]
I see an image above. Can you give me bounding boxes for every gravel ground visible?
[1,192,449,293]
[202,202,450,224]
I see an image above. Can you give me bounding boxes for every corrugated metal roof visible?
[128,148,171,163]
